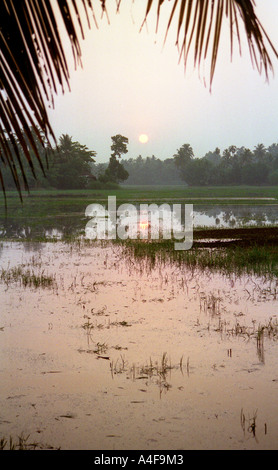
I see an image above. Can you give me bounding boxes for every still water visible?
[0,204,277,240]
[0,240,277,449]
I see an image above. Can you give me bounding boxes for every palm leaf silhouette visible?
[0,0,277,202]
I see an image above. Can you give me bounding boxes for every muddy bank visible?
[193,227,278,248]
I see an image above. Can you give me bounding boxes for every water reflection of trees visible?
[0,205,277,240]
[195,205,278,227]
[0,217,84,240]
[23,241,44,252]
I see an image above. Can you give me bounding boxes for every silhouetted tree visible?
[101,135,129,183]
[203,148,221,166]
[173,144,194,183]
[48,134,96,189]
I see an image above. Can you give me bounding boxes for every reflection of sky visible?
[0,205,277,240]
[193,206,278,228]
[85,205,277,239]
[193,212,235,228]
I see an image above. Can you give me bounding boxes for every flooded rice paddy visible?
[0,204,278,241]
[0,240,277,450]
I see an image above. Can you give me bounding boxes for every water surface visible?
[0,204,277,240]
[0,241,277,449]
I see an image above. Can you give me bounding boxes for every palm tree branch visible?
[145,0,278,84]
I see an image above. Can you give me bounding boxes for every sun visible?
[139,134,149,144]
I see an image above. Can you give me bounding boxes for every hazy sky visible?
[48,0,278,163]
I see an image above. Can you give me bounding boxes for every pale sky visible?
[48,0,278,163]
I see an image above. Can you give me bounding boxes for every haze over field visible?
[48,0,278,163]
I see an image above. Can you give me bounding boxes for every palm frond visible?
[0,0,277,203]
[142,0,278,85]
[0,0,97,203]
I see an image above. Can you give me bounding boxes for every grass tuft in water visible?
[0,433,58,450]
[110,353,185,396]
[0,266,56,288]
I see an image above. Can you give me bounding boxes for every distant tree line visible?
[92,155,184,186]
[123,155,184,185]
[172,143,278,186]
[92,142,278,186]
[2,130,278,191]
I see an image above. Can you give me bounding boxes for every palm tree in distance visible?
[0,0,278,201]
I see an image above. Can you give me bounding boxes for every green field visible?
[1,185,278,216]
[2,184,278,199]
[0,184,277,225]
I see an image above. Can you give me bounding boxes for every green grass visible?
[1,185,278,210]
[0,266,56,288]
[120,238,278,278]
